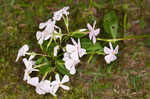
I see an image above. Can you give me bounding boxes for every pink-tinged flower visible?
[66,38,86,61]
[36,19,60,45]
[87,20,100,44]
[63,52,80,75]
[53,6,70,21]
[104,42,119,64]
[16,44,29,62]
[23,55,39,81]
[50,74,70,96]
[27,77,51,95]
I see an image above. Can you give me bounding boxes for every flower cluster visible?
[63,38,86,75]
[16,6,119,96]
[16,45,70,96]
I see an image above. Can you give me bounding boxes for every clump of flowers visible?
[16,6,119,96]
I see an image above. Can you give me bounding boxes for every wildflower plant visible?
[16,6,121,96]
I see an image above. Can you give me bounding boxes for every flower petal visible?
[109,42,113,50]
[16,45,29,62]
[39,80,51,93]
[60,85,70,90]
[29,55,35,61]
[70,66,76,75]
[104,54,111,64]
[70,51,79,61]
[63,52,70,61]
[23,70,30,81]
[66,44,76,53]
[36,87,45,95]
[27,77,39,87]
[55,74,60,82]
[23,58,28,68]
[92,36,96,44]
[110,55,117,62]
[89,32,93,40]
[71,38,77,46]
[36,31,42,40]
[61,75,69,84]
[50,81,59,96]
[114,45,119,54]
[87,23,93,31]
[94,28,100,36]
[79,48,86,58]
[104,47,111,54]
[64,59,73,70]
[39,22,47,29]
[38,36,44,45]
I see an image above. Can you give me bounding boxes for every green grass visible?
[1,0,150,99]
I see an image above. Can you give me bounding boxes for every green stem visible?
[97,35,150,42]
[47,38,52,50]
[33,63,48,68]
[63,16,69,33]
[54,96,58,99]
[40,44,44,52]
[123,13,127,33]
[42,71,48,80]
[88,53,94,64]
[89,0,93,8]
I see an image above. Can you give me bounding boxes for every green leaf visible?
[42,41,56,56]
[36,57,49,65]
[55,59,69,75]
[36,57,52,75]
[39,64,52,75]
[81,38,103,54]
[103,11,118,38]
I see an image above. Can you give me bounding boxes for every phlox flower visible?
[27,77,51,95]
[53,6,70,21]
[66,38,86,61]
[36,19,60,44]
[16,44,29,62]
[87,20,100,44]
[23,55,39,81]
[50,74,70,96]
[104,42,119,64]
[63,52,80,75]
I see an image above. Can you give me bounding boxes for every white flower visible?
[36,80,51,95]
[36,19,60,44]
[87,20,100,44]
[23,55,39,81]
[64,38,86,75]
[36,31,44,45]
[63,52,80,75]
[50,74,69,96]
[54,45,59,56]
[66,38,86,61]
[27,77,39,86]
[16,44,29,62]
[27,77,51,95]
[104,42,119,64]
[53,6,70,21]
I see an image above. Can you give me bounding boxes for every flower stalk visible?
[97,34,150,42]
